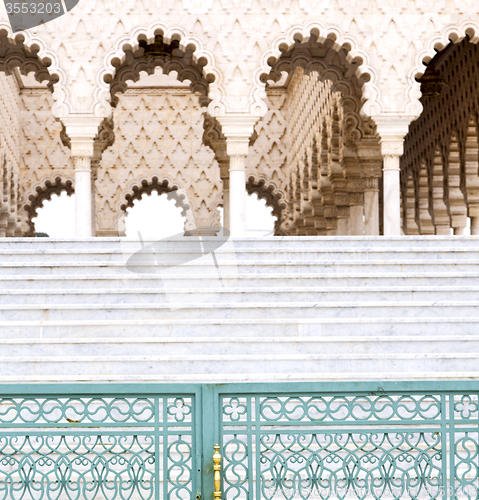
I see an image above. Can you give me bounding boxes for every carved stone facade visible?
[20,88,73,236]
[97,81,222,236]
[0,3,478,236]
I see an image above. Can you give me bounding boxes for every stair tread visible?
[3,285,479,293]
[2,352,479,361]
[2,272,479,278]
[2,247,479,254]
[1,299,479,307]
[0,316,475,325]
[0,237,478,381]
[1,334,478,343]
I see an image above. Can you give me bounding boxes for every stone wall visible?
[246,90,289,234]
[97,87,221,235]
[19,88,73,235]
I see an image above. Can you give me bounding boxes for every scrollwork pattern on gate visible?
[454,432,479,500]
[0,434,155,500]
[0,397,155,425]
[260,432,442,500]
[223,434,249,500]
[0,394,196,500]
[221,392,479,500]
[168,436,193,500]
[259,396,441,422]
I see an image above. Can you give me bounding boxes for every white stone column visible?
[63,116,102,238]
[218,116,258,238]
[382,152,402,235]
[471,217,479,235]
[336,206,350,235]
[363,178,380,235]
[91,165,97,236]
[358,146,382,236]
[73,155,93,237]
[218,161,231,232]
[222,177,230,231]
[228,154,247,237]
[374,117,412,236]
[349,196,365,235]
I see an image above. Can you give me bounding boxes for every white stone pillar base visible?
[337,217,350,236]
[364,187,379,235]
[435,225,450,235]
[349,205,364,235]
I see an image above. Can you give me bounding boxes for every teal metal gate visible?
[0,384,204,500]
[1,382,479,500]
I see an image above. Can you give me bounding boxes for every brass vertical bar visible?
[213,444,222,500]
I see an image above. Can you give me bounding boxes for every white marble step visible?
[0,300,478,321]
[0,370,475,382]
[2,260,479,275]
[1,237,478,382]
[0,272,478,288]
[0,335,478,356]
[2,235,479,250]
[1,246,479,262]
[0,316,477,338]
[0,350,477,380]
[2,286,479,304]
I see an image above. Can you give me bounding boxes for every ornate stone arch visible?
[251,20,383,119]
[120,175,188,212]
[118,174,197,234]
[246,174,287,235]
[108,52,209,108]
[94,21,225,119]
[0,23,71,117]
[407,19,479,119]
[23,174,74,236]
[257,29,379,147]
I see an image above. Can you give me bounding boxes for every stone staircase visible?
[1,236,479,382]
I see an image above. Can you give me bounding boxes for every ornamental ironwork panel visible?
[219,390,479,500]
[1,383,479,500]
[0,390,198,500]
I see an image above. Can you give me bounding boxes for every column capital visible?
[217,115,258,157]
[62,115,103,158]
[372,115,414,157]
